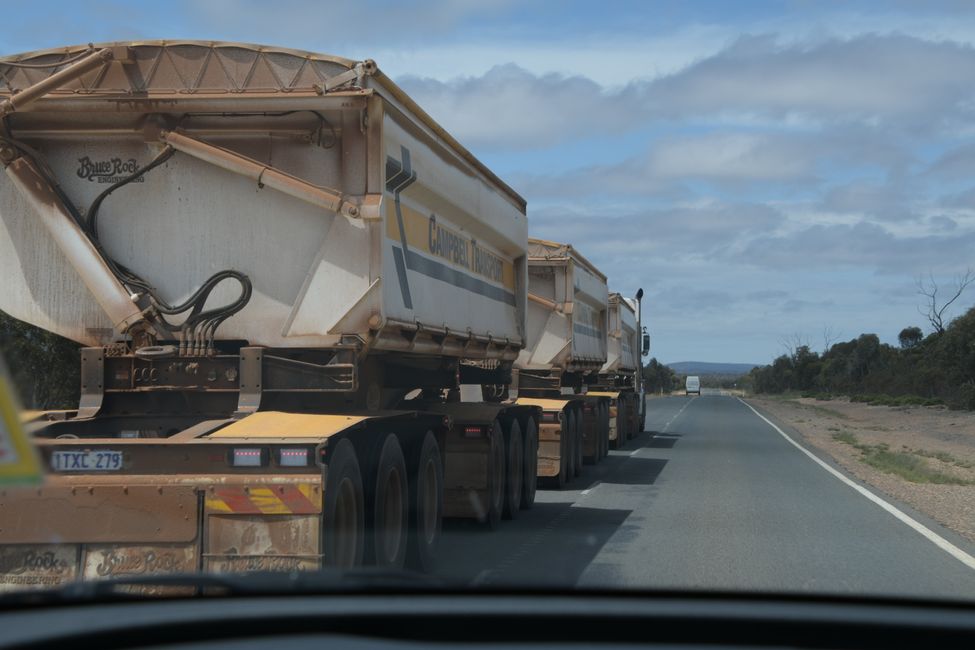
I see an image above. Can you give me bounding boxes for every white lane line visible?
[662,398,693,433]
[738,398,975,572]
[580,480,600,496]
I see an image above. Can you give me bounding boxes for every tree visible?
[917,269,975,335]
[898,326,923,350]
[642,358,677,394]
[822,326,841,354]
[779,332,810,362]
[0,310,80,409]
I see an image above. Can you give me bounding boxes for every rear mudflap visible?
[0,482,323,590]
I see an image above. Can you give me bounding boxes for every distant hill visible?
[667,361,759,376]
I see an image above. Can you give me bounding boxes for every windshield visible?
[1,0,975,606]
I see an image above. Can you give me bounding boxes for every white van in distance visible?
[685,376,701,395]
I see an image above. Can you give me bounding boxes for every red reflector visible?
[278,448,309,467]
[542,413,558,423]
[232,448,264,467]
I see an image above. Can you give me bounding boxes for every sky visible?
[4,0,975,364]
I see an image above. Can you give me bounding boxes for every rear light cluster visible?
[462,425,486,438]
[278,448,309,467]
[541,412,561,423]
[229,447,310,468]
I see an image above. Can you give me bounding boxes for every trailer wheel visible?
[502,419,523,520]
[563,409,576,482]
[521,417,538,509]
[615,403,628,449]
[598,402,609,460]
[631,398,640,438]
[573,407,583,478]
[484,420,506,529]
[369,434,409,568]
[322,438,364,568]
[583,406,596,466]
[547,412,568,490]
[406,430,443,572]
[591,404,601,463]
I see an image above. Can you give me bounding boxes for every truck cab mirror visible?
[642,329,650,357]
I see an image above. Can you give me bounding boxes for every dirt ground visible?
[747,396,975,544]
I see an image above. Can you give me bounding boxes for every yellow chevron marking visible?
[247,487,292,514]
[298,483,318,506]
[205,497,234,513]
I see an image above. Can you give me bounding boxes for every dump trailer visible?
[0,41,540,589]
[591,293,642,448]
[514,239,609,489]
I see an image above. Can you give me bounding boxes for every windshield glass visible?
[1,0,975,605]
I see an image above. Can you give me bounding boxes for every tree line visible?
[642,357,680,393]
[0,310,80,409]
[749,303,975,410]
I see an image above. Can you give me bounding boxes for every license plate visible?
[52,450,123,472]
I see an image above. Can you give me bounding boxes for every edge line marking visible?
[738,397,975,572]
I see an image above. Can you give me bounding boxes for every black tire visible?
[521,417,538,509]
[601,402,609,459]
[616,402,628,449]
[322,438,365,568]
[406,430,443,573]
[583,406,596,466]
[564,409,576,482]
[551,411,568,490]
[484,420,505,529]
[599,402,609,459]
[502,420,523,520]
[367,434,409,569]
[573,407,583,477]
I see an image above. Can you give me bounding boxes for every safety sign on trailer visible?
[0,356,42,485]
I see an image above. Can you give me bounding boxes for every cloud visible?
[643,34,975,128]
[940,186,975,209]
[818,179,917,221]
[398,64,637,150]
[645,133,815,182]
[740,221,975,273]
[924,143,975,180]
[399,33,975,151]
[528,200,783,261]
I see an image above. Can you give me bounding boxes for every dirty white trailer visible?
[0,41,539,587]
[514,238,609,488]
[590,293,643,448]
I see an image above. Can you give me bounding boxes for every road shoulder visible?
[744,396,975,554]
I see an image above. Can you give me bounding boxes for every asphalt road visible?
[436,394,975,600]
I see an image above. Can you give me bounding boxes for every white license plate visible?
[52,450,123,472]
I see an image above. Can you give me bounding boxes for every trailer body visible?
[514,239,610,485]
[591,293,642,446]
[0,41,538,588]
[0,43,526,358]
